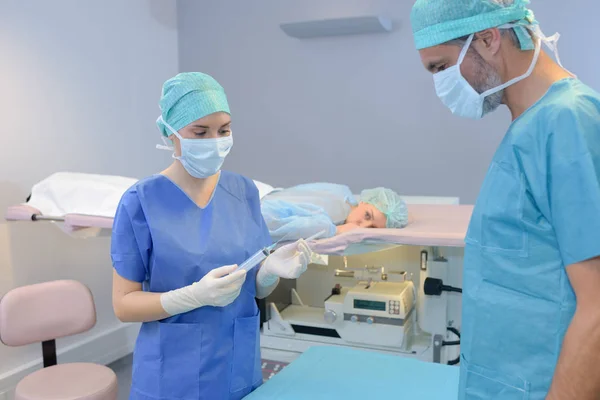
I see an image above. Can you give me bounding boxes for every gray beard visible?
[469,49,504,116]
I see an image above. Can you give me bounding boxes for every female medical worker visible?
[111,72,311,400]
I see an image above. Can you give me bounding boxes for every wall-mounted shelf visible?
[280,16,393,39]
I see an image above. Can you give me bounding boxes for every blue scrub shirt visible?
[460,78,600,399]
[111,171,272,400]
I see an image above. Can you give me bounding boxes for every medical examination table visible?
[6,172,473,256]
[245,346,459,399]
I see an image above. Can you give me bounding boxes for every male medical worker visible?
[111,72,311,400]
[410,0,600,399]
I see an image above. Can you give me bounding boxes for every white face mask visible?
[156,116,233,179]
[433,31,542,120]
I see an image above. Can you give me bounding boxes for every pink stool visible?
[0,280,118,400]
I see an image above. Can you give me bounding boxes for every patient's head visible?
[346,203,387,228]
[346,188,408,229]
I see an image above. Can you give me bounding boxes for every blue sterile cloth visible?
[244,346,459,399]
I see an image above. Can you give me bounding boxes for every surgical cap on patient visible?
[410,0,537,51]
[157,72,230,137]
[360,188,408,229]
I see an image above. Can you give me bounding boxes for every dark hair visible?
[447,28,522,48]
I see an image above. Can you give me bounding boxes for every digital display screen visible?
[354,299,386,311]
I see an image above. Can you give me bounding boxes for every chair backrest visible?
[0,280,96,346]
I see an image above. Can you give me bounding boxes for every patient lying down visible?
[261,183,408,243]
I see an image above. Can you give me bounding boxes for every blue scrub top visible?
[460,78,600,399]
[111,171,272,400]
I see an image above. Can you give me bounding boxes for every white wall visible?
[177,0,598,204]
[0,0,178,396]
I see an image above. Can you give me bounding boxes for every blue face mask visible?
[433,26,542,120]
[156,116,233,179]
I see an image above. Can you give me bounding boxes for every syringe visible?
[235,246,274,273]
[235,229,326,273]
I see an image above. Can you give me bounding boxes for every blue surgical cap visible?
[410,0,537,51]
[360,188,409,229]
[157,72,230,137]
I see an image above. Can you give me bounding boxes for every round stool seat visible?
[15,362,117,400]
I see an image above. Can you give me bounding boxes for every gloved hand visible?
[257,240,312,287]
[160,265,247,316]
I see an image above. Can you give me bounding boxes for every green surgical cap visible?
[410,0,537,51]
[360,188,409,229]
[157,72,230,137]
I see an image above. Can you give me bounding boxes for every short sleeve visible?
[245,179,274,248]
[110,190,150,282]
[547,107,600,266]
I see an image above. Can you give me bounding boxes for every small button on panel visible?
[388,300,400,315]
